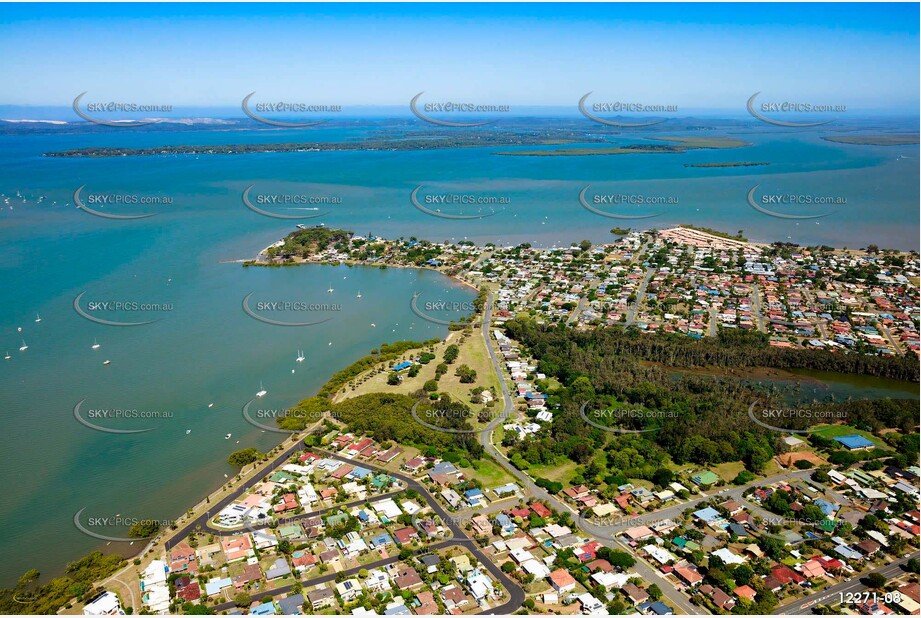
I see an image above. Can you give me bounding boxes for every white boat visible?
[91,338,101,350]
[224,433,232,440]
[4,351,10,360]
[103,360,111,365]
[208,403,214,408]
[356,291,362,298]
[34,314,41,323]
[186,429,191,434]
[19,339,28,351]
[256,381,267,397]
[296,350,305,362]
[327,285,334,293]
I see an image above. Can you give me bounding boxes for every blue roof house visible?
[834,435,875,450]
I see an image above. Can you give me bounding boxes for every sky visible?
[0,3,918,113]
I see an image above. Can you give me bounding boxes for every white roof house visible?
[83,591,123,615]
[372,498,402,519]
[522,559,551,578]
[591,571,630,590]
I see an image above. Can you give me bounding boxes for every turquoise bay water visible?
[0,124,917,584]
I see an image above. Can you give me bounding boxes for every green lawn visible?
[528,459,580,485]
[462,456,515,488]
[712,461,744,482]
[809,424,888,449]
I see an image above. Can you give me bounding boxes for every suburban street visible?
[477,293,914,616]
[164,434,310,551]
[199,446,526,614]
[581,469,814,537]
[773,551,920,615]
[750,284,767,332]
[147,294,914,618]
[480,294,704,615]
[625,266,656,326]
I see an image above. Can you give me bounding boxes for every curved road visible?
[210,448,525,614]
[479,294,703,615]
[164,435,309,550]
[479,293,919,616]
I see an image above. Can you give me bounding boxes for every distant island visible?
[496,136,750,156]
[684,161,770,168]
[43,133,759,159]
[821,134,919,146]
[42,131,606,158]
